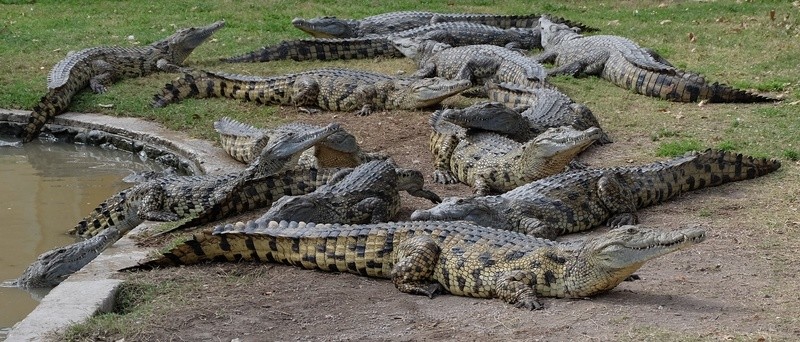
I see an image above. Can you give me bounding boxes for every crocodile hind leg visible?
[88,60,116,93]
[353,197,391,223]
[293,76,322,114]
[597,173,638,226]
[391,235,441,298]
[137,185,180,221]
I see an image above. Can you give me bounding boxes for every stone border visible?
[2,109,242,341]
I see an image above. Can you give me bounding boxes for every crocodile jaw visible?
[16,229,121,288]
[160,20,225,64]
[261,123,342,160]
[584,225,707,272]
[291,17,355,38]
[401,78,471,108]
[250,123,343,176]
[530,126,602,158]
[410,196,512,230]
[538,17,580,49]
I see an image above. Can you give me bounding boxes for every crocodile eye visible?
[627,227,637,234]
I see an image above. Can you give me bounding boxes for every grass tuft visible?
[656,139,703,157]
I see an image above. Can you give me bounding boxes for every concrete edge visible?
[3,109,243,342]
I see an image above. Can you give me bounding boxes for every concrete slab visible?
[2,109,242,341]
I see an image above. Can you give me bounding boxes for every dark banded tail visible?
[609,63,778,103]
[223,37,403,63]
[19,89,71,142]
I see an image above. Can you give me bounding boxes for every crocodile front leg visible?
[597,173,638,227]
[549,51,610,77]
[454,56,501,84]
[391,235,442,298]
[410,62,438,79]
[354,197,391,224]
[517,216,560,240]
[495,270,543,310]
[530,50,557,64]
[293,75,322,113]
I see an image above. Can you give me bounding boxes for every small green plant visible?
[783,149,799,161]
[717,140,738,151]
[655,139,703,157]
[650,127,680,142]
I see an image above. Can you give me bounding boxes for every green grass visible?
[60,282,165,340]
[1,0,798,155]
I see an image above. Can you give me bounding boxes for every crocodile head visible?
[440,102,528,135]
[521,125,602,166]
[410,196,515,231]
[250,123,343,176]
[391,37,451,62]
[154,20,225,65]
[506,27,543,50]
[258,196,329,223]
[539,17,581,49]
[570,225,706,296]
[291,16,359,38]
[15,228,121,288]
[391,77,471,109]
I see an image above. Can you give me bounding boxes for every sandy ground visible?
[57,104,800,341]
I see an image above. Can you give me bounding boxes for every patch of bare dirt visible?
[68,104,800,341]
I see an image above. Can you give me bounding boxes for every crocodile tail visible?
[631,149,781,208]
[151,70,206,108]
[69,191,139,238]
[136,221,328,269]
[138,231,225,268]
[542,15,599,32]
[223,37,402,63]
[19,89,72,142]
[612,63,777,103]
[705,81,778,103]
[688,149,781,187]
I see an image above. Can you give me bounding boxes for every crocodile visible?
[259,159,441,224]
[435,101,536,142]
[16,224,124,288]
[532,17,777,103]
[484,81,613,144]
[136,220,705,310]
[392,38,549,89]
[291,11,596,38]
[223,22,542,63]
[411,149,781,239]
[71,123,343,238]
[14,124,343,288]
[429,109,602,195]
[214,116,387,167]
[152,66,471,116]
[18,21,224,142]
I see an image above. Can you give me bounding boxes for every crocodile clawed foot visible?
[298,107,320,115]
[607,213,638,227]
[432,170,458,184]
[422,283,441,299]
[624,274,641,282]
[514,297,544,311]
[355,108,373,116]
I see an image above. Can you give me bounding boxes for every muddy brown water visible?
[0,139,169,337]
